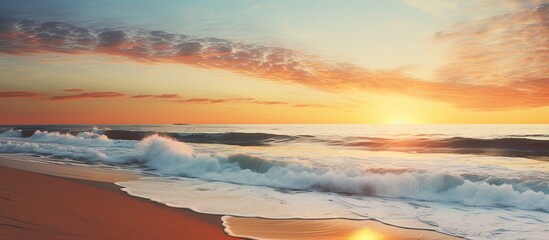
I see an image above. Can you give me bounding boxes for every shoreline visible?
[0,163,237,239]
[0,154,465,240]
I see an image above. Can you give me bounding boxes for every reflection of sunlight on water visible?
[348,228,384,240]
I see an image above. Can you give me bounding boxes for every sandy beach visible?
[0,155,467,240]
[0,164,236,240]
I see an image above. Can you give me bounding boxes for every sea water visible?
[0,124,547,239]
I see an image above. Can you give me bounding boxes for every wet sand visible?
[223,216,462,240]
[0,165,236,240]
[0,155,465,240]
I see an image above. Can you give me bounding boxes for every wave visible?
[0,139,109,161]
[29,130,113,146]
[101,130,299,146]
[343,136,549,159]
[3,127,547,159]
[0,129,130,162]
[0,129,22,137]
[0,130,548,212]
[131,135,549,212]
[171,132,301,146]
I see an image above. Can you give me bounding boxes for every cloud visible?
[49,89,326,108]
[434,2,548,86]
[141,95,331,108]
[50,91,126,101]
[253,101,288,105]
[131,94,181,99]
[294,103,329,108]
[175,97,254,104]
[175,98,289,105]
[1,12,547,110]
[0,86,338,109]
[428,1,549,110]
[97,30,126,47]
[0,91,43,98]
[63,88,84,92]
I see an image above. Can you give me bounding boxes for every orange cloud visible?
[434,3,548,86]
[43,89,327,108]
[0,91,44,98]
[63,88,85,92]
[294,103,329,108]
[1,4,547,111]
[131,94,181,99]
[176,98,289,105]
[128,93,330,108]
[50,91,126,101]
[175,98,254,104]
[253,101,288,105]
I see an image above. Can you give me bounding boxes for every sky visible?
[0,0,547,124]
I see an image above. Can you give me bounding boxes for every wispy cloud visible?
[131,94,181,99]
[175,97,294,106]
[434,2,548,86]
[50,91,126,101]
[253,101,288,105]
[175,97,253,104]
[62,88,85,92]
[0,91,43,98]
[294,103,329,108]
[427,1,548,110]
[7,88,330,108]
[132,94,328,108]
[1,3,547,111]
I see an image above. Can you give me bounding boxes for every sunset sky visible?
[0,0,547,124]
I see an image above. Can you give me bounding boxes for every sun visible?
[396,120,404,125]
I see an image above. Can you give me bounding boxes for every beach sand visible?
[0,155,464,240]
[0,165,236,240]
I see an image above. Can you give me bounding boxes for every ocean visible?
[0,124,547,239]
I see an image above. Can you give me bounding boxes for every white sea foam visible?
[0,129,22,137]
[1,133,547,212]
[0,130,132,162]
[126,135,548,212]
[0,140,109,160]
[28,130,113,146]
[118,177,549,240]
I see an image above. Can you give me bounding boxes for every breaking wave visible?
[29,130,113,146]
[1,130,547,212]
[131,136,549,212]
[0,129,22,137]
